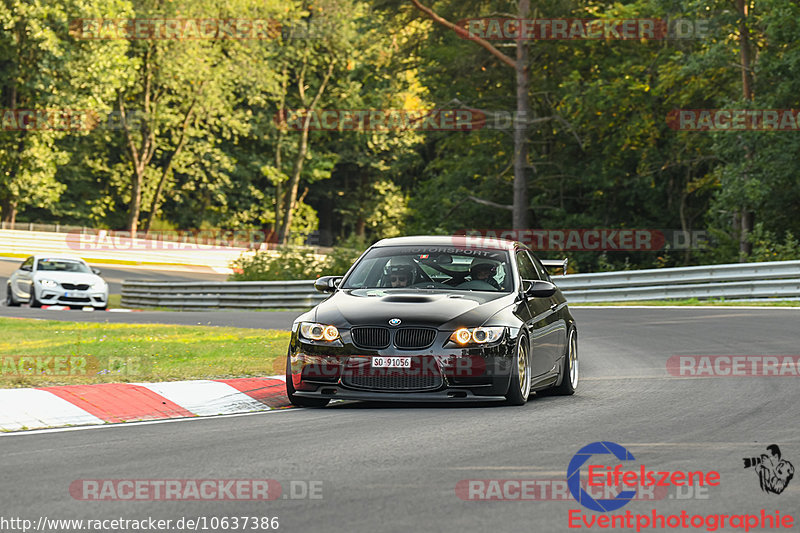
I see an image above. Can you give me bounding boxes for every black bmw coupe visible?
[286,235,578,406]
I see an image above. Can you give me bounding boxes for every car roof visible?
[372,235,520,251]
[30,255,88,263]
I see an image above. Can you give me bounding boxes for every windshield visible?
[342,245,512,292]
[36,259,92,273]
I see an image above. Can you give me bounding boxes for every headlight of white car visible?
[90,280,107,290]
[39,279,59,288]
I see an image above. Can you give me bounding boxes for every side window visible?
[529,253,551,281]
[516,251,539,280]
[20,257,33,271]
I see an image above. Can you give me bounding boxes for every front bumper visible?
[288,328,517,402]
[293,387,507,402]
[36,286,107,308]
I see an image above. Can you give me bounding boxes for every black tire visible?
[549,328,578,396]
[286,353,330,407]
[5,284,20,307]
[504,335,532,405]
[30,287,42,308]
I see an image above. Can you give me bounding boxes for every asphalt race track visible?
[2,307,799,532]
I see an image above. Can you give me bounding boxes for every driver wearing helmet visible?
[388,264,413,288]
[470,261,500,290]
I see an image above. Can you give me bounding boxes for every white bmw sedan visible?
[5,255,108,310]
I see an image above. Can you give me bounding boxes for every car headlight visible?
[300,322,340,342]
[449,327,504,345]
[90,281,107,290]
[39,279,59,288]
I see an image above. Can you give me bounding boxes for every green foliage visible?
[748,223,800,262]
[229,236,367,281]
[4,0,800,273]
[230,247,324,281]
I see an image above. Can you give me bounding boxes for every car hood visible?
[33,271,104,285]
[312,289,515,329]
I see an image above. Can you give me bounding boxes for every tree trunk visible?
[277,61,335,244]
[127,168,143,234]
[0,198,17,224]
[278,121,311,244]
[409,0,527,230]
[144,97,197,235]
[679,175,691,265]
[275,66,288,235]
[513,0,530,230]
[123,46,156,235]
[737,0,754,261]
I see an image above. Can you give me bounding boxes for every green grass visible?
[0,318,290,388]
[108,293,121,308]
[573,298,800,307]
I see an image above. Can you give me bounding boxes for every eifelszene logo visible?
[743,445,794,495]
[567,441,721,512]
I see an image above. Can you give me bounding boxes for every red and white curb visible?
[0,376,288,432]
[36,305,141,312]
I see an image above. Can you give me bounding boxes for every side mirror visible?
[523,280,557,298]
[20,264,32,272]
[314,276,342,293]
[92,268,102,275]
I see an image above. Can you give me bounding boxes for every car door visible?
[516,250,559,378]
[13,257,35,299]
[530,252,568,367]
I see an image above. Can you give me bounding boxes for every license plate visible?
[371,357,411,368]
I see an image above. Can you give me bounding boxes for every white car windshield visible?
[36,259,92,273]
[342,246,511,292]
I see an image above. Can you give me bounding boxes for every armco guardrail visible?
[121,280,327,309]
[556,260,800,303]
[121,260,800,310]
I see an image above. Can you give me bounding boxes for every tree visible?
[0,0,132,223]
[409,0,532,229]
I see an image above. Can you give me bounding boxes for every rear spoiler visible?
[540,258,568,276]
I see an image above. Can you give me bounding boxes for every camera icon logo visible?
[742,444,794,495]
